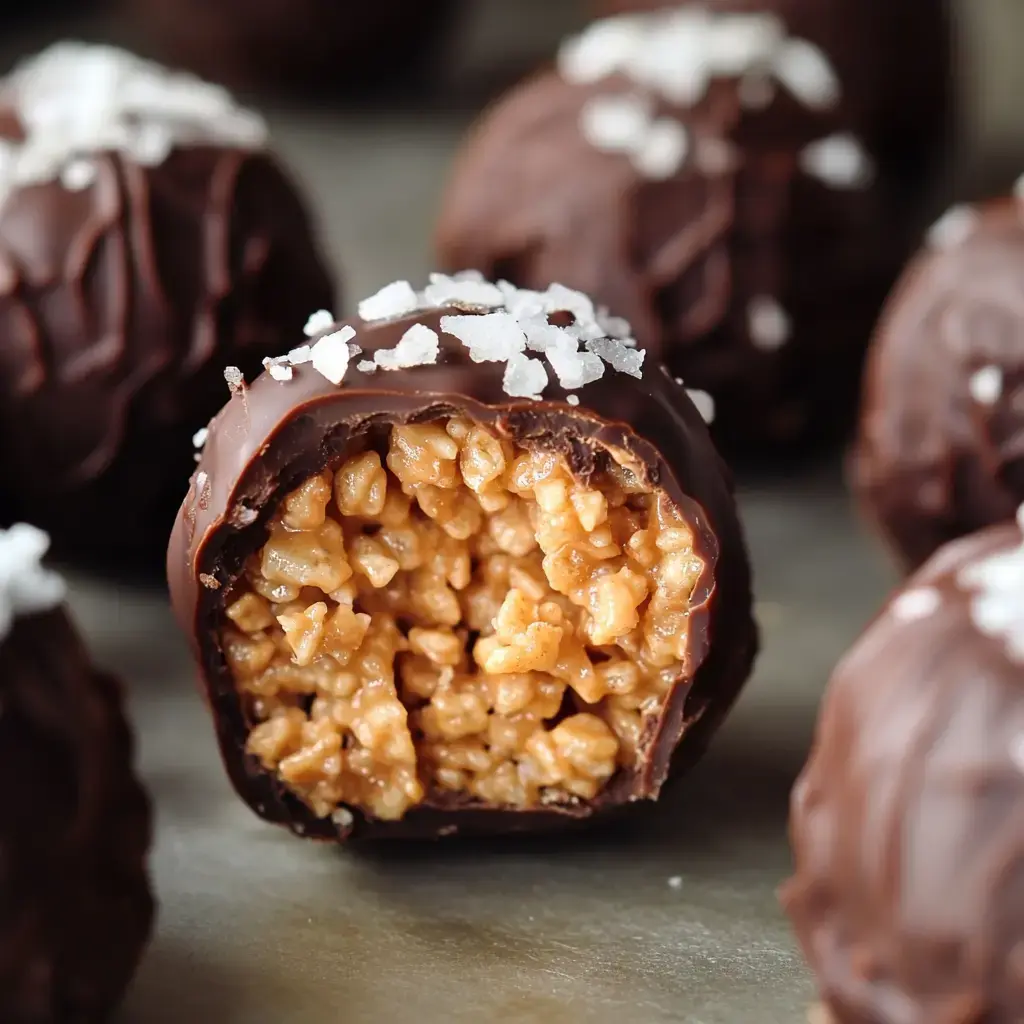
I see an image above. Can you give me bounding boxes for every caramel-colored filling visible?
[221,416,704,822]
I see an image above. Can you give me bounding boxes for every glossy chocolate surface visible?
[0,126,335,566]
[0,608,153,1021]
[853,198,1024,572]
[167,308,757,840]
[782,519,1024,1022]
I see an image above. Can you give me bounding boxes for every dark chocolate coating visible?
[781,520,1024,1023]
[167,308,758,840]
[0,607,153,1021]
[852,198,1024,573]
[434,65,921,451]
[124,0,463,95]
[0,137,336,568]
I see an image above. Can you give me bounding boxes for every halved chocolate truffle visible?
[853,194,1024,572]
[0,524,153,1020]
[435,8,932,450]
[782,513,1024,1023]
[0,43,336,566]
[168,274,757,839]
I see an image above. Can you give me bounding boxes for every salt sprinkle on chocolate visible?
[287,344,313,365]
[566,394,581,406]
[440,312,527,363]
[632,118,689,180]
[303,310,335,338]
[192,427,208,449]
[927,205,978,250]
[310,326,355,385]
[374,323,440,370]
[686,388,715,425]
[891,587,941,623]
[800,134,874,190]
[0,524,66,642]
[358,280,420,323]
[748,296,791,351]
[0,41,267,212]
[502,352,549,400]
[223,365,244,391]
[969,366,1003,407]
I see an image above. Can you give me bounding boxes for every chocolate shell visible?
[434,10,926,451]
[0,44,336,568]
[168,279,757,840]
[853,197,1024,572]
[782,516,1024,1023]
[0,526,153,1020]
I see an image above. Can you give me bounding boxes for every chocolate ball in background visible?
[591,0,952,178]
[123,0,464,96]
[852,195,1024,573]
[168,274,757,841]
[0,43,336,570]
[781,515,1024,1024]
[435,9,931,452]
[0,524,153,1021]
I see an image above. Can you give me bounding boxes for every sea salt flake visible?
[223,365,244,391]
[0,524,66,640]
[356,360,378,373]
[192,427,208,448]
[267,362,293,382]
[686,388,715,424]
[747,296,791,350]
[358,280,419,322]
[959,518,1024,661]
[310,326,356,385]
[772,38,840,110]
[800,133,873,189]
[579,92,652,153]
[523,319,574,354]
[890,587,941,622]
[441,312,526,362]
[557,16,645,84]
[566,394,581,406]
[705,13,784,75]
[374,323,440,370]
[597,308,633,340]
[927,205,977,250]
[969,365,1003,406]
[544,283,600,334]
[586,337,645,378]
[546,346,606,390]
[502,353,549,399]
[632,118,688,180]
[60,158,96,191]
[332,807,355,829]
[303,310,335,338]
[422,272,504,310]
[287,344,312,365]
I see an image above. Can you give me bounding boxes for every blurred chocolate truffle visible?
[782,513,1024,1024]
[125,0,463,96]
[168,274,757,840]
[0,43,336,567]
[435,8,939,450]
[0,524,153,1020]
[852,194,1024,572]
[591,0,951,175]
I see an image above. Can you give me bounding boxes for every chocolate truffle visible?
[0,524,153,1020]
[435,8,929,450]
[852,194,1024,573]
[0,43,336,567]
[168,274,757,840]
[125,0,463,95]
[781,513,1024,1024]
[590,0,951,175]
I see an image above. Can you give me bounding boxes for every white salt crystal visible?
[223,365,244,390]
[705,13,784,76]
[927,206,978,250]
[546,345,606,390]
[287,344,313,365]
[523,320,575,354]
[747,296,791,351]
[498,280,546,321]
[356,360,378,374]
[557,16,645,85]
[567,394,581,406]
[502,353,549,399]
[192,427,208,449]
[686,388,715,424]
[586,337,645,378]
[579,93,652,153]
[358,280,419,322]
[772,38,840,110]
[267,362,293,382]
[310,326,356,385]
[0,524,66,641]
[303,310,335,338]
[596,309,633,340]
[969,366,1003,406]
[441,312,526,362]
[544,283,600,335]
[890,587,941,622]
[800,133,873,189]
[60,158,96,191]
[958,515,1024,661]
[332,807,355,829]
[422,272,504,310]
[632,118,688,180]
[374,323,440,370]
